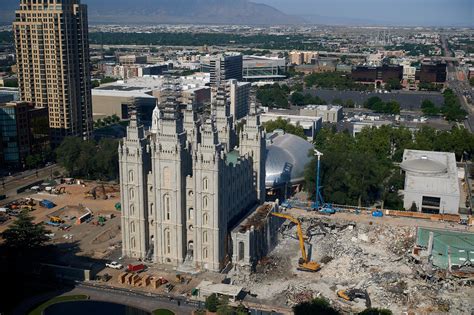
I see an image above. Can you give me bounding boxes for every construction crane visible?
[312,149,335,214]
[271,212,321,272]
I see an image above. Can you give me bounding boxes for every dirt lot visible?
[0,182,122,260]
[228,210,474,314]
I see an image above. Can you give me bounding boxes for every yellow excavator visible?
[271,212,321,272]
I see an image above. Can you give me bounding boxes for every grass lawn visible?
[152,309,175,315]
[28,295,88,315]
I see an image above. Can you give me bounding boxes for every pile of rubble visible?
[229,217,473,314]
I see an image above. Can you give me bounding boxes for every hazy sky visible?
[259,0,473,26]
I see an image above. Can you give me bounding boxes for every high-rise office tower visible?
[13,0,93,144]
[201,53,243,86]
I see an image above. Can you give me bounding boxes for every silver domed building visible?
[265,131,314,197]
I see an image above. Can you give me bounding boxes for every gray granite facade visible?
[119,86,266,272]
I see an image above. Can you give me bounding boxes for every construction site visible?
[1,175,473,314]
[226,207,474,314]
[0,180,123,261]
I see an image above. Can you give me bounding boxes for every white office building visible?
[400,150,461,214]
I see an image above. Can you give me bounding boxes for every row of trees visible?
[56,137,119,181]
[94,114,121,129]
[442,88,467,122]
[92,77,118,88]
[263,117,306,139]
[256,84,290,108]
[364,97,401,114]
[304,72,374,91]
[421,89,468,122]
[203,294,247,315]
[290,92,326,106]
[305,125,474,208]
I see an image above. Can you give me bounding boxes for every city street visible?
[0,164,62,200]
[441,35,474,132]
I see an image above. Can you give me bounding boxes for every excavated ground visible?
[228,217,473,314]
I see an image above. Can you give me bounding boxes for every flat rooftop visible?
[96,74,210,93]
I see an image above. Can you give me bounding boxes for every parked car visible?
[105,261,123,269]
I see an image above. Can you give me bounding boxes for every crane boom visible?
[271,212,308,262]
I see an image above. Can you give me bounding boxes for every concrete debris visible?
[228,217,473,314]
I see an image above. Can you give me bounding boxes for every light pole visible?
[313,149,323,210]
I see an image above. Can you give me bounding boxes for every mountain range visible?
[0,0,302,25]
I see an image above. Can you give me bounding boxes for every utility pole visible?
[313,149,323,210]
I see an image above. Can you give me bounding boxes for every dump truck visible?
[271,212,321,272]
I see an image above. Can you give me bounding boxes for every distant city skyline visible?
[259,0,473,26]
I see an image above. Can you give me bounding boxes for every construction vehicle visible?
[271,212,321,272]
[337,289,371,308]
[50,216,64,224]
[52,187,66,195]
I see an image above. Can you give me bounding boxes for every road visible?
[11,282,197,315]
[441,35,474,132]
[0,164,62,200]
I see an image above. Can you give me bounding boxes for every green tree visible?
[364,97,400,114]
[421,99,439,116]
[385,100,400,115]
[25,154,41,169]
[2,211,50,251]
[92,80,100,88]
[293,297,340,315]
[100,77,118,85]
[440,89,467,122]
[290,92,305,106]
[385,78,402,91]
[418,82,441,91]
[216,296,233,315]
[205,293,219,313]
[292,83,304,92]
[256,84,290,109]
[94,139,120,180]
[359,308,393,315]
[234,304,248,315]
[470,77,474,87]
[332,98,344,105]
[56,137,119,180]
[56,137,83,176]
[263,118,306,139]
[111,114,121,123]
[305,71,371,91]
[345,99,355,108]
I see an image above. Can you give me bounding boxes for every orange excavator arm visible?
[271,212,308,263]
